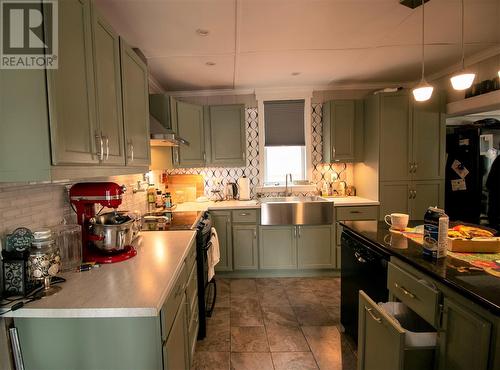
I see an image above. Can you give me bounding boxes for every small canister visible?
[2,250,35,296]
[53,224,82,272]
[27,229,61,282]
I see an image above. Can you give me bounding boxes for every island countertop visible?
[341,220,500,316]
[0,230,196,319]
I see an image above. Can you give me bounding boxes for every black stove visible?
[142,211,202,231]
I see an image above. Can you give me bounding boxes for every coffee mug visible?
[384,213,409,231]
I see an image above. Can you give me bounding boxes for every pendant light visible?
[412,0,433,102]
[450,0,475,90]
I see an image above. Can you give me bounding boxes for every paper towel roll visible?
[237,177,250,200]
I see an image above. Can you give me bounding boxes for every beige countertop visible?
[172,197,378,212]
[1,231,196,319]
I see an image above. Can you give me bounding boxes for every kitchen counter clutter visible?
[0,230,196,318]
[341,220,500,315]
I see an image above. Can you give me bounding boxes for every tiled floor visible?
[192,277,357,370]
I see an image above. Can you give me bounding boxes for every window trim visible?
[255,88,313,187]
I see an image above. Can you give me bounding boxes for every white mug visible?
[384,213,409,231]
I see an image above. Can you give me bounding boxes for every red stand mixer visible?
[69,182,137,264]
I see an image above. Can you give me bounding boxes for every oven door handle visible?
[354,251,367,263]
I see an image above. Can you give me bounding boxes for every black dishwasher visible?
[340,229,390,343]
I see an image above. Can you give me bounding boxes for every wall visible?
[155,103,354,198]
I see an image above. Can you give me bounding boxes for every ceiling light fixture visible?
[291,72,301,76]
[196,28,210,37]
[450,0,475,91]
[205,61,216,66]
[412,0,433,102]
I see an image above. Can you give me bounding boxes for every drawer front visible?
[186,262,198,315]
[336,206,379,221]
[161,262,187,339]
[387,262,440,327]
[185,239,196,270]
[232,209,258,223]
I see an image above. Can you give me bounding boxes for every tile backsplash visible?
[0,174,148,238]
[161,104,353,198]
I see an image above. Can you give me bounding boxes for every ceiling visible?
[95,0,500,91]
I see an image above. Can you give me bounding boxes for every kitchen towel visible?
[207,227,220,282]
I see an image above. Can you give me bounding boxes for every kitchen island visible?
[341,221,500,370]
[1,230,197,370]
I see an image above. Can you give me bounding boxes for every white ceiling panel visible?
[95,0,236,57]
[95,0,500,91]
[148,55,235,91]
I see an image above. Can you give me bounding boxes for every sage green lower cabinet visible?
[259,226,297,270]
[14,317,163,370]
[163,295,189,370]
[233,225,258,270]
[297,225,334,269]
[438,297,491,370]
[212,211,233,272]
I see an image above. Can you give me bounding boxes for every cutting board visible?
[165,174,204,202]
[447,237,500,253]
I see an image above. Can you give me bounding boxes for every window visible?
[263,100,306,185]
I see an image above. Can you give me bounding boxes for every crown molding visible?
[427,45,500,83]
[148,75,166,94]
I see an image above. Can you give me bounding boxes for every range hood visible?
[149,94,189,147]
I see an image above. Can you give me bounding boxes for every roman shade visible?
[264,100,305,146]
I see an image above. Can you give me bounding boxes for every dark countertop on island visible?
[340,220,500,316]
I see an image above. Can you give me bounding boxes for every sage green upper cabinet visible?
[47,0,98,165]
[120,38,151,167]
[322,100,363,162]
[439,297,491,370]
[379,93,411,182]
[207,105,246,166]
[259,226,297,270]
[212,211,233,272]
[412,95,446,181]
[297,225,334,269]
[91,6,125,165]
[232,225,258,270]
[172,101,205,167]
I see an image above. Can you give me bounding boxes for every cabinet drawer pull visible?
[350,210,361,214]
[365,306,382,323]
[105,136,109,160]
[239,213,250,216]
[96,134,104,161]
[394,282,416,299]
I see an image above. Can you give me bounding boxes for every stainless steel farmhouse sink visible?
[259,196,333,225]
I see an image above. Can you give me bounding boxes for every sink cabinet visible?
[233,225,259,270]
[260,225,334,270]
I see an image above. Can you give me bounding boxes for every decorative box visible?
[2,250,36,297]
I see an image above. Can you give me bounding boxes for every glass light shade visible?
[450,72,475,90]
[412,82,434,102]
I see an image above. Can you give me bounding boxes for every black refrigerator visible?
[445,119,500,229]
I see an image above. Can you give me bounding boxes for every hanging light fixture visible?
[412,0,433,102]
[450,0,475,90]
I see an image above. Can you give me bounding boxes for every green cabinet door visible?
[233,225,258,270]
[297,225,334,269]
[172,101,205,167]
[91,6,125,165]
[358,291,405,370]
[412,93,445,181]
[259,226,297,270]
[47,0,98,165]
[438,297,491,370]
[379,181,411,220]
[208,104,246,166]
[164,295,189,370]
[411,180,444,219]
[379,93,411,182]
[322,100,363,162]
[120,38,151,167]
[212,211,233,272]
